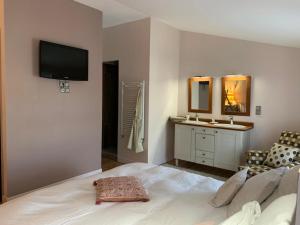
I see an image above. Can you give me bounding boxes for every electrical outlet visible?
[59,80,70,93]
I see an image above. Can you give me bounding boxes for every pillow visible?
[93,176,149,204]
[262,165,300,209]
[247,150,268,165]
[210,168,249,207]
[254,194,297,225]
[275,165,299,196]
[263,143,299,168]
[219,201,261,225]
[227,168,284,217]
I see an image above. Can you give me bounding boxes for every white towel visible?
[220,201,261,225]
[128,88,144,153]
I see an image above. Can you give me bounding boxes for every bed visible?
[0,163,227,225]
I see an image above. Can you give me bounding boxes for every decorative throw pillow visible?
[247,150,268,165]
[219,201,261,225]
[263,143,299,168]
[262,165,300,210]
[93,176,149,204]
[254,194,297,225]
[227,168,285,217]
[210,168,249,207]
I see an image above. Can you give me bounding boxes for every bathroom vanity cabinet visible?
[174,123,251,171]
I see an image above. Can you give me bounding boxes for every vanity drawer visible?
[195,157,214,166]
[196,150,214,160]
[195,127,214,135]
[195,133,215,152]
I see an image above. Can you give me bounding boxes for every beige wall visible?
[103,18,180,165]
[103,18,151,163]
[178,31,300,149]
[0,0,8,201]
[4,0,102,196]
[148,19,180,164]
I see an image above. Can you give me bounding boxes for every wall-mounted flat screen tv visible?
[39,41,88,81]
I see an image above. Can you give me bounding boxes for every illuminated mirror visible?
[221,75,251,116]
[188,77,213,113]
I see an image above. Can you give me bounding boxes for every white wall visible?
[178,31,300,150]
[4,0,102,196]
[103,18,151,163]
[103,18,180,165]
[104,18,300,162]
[148,19,180,164]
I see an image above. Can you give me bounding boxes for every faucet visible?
[229,116,234,125]
[186,114,190,121]
[195,113,199,122]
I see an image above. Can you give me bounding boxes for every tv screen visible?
[39,41,88,81]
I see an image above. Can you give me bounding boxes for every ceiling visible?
[75,0,300,48]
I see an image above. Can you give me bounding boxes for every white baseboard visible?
[8,169,102,201]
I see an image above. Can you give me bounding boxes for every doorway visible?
[102,61,119,161]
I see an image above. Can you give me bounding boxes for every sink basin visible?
[213,123,247,129]
[182,120,209,125]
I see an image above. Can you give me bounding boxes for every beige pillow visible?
[262,165,300,209]
[93,176,149,204]
[227,168,284,217]
[254,194,297,225]
[275,165,299,196]
[210,168,249,207]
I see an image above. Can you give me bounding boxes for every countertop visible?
[171,118,254,131]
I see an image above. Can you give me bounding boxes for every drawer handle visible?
[202,160,206,163]
[202,137,206,139]
[203,129,206,132]
[202,153,206,156]
[215,131,218,134]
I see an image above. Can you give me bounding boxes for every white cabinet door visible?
[214,129,237,171]
[174,124,192,161]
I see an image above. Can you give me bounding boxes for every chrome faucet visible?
[195,113,199,122]
[229,116,234,125]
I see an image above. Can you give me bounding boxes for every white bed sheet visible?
[0,163,227,225]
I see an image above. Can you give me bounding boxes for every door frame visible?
[102,60,119,159]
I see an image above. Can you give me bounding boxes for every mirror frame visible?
[188,77,213,113]
[221,75,251,116]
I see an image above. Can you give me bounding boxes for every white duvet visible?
[0,163,227,225]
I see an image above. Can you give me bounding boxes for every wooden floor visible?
[101,155,233,180]
[167,159,234,179]
[102,156,123,171]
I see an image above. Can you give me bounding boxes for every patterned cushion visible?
[286,160,300,168]
[278,131,300,148]
[240,130,300,178]
[247,150,269,165]
[93,176,149,205]
[240,165,272,178]
[239,161,300,178]
[263,143,299,168]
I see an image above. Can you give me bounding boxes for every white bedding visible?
[0,163,227,225]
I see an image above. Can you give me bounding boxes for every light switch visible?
[256,106,262,115]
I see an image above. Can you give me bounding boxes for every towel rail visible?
[121,81,145,138]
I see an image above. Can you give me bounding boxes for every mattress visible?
[0,163,227,225]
